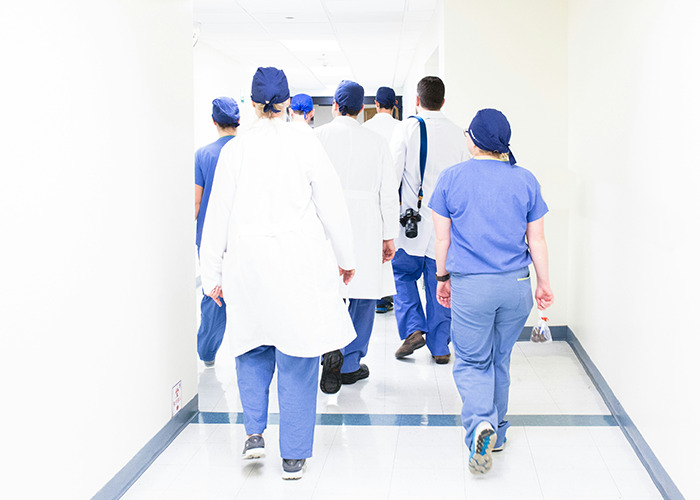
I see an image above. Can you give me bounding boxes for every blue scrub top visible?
[195,135,235,249]
[429,157,548,274]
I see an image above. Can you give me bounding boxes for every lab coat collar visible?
[333,115,361,126]
[417,109,444,119]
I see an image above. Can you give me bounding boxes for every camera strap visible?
[400,115,427,208]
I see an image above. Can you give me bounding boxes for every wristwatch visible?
[435,273,450,282]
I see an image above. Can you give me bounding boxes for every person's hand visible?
[535,283,554,310]
[207,285,224,307]
[436,280,451,309]
[339,267,355,285]
[382,239,396,263]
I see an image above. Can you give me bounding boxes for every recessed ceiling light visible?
[285,16,295,20]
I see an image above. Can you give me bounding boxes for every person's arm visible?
[306,137,356,280]
[526,216,554,310]
[433,211,452,308]
[195,184,203,219]
[199,153,235,304]
[378,139,399,263]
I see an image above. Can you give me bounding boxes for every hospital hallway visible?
[4,1,699,498]
[121,288,662,500]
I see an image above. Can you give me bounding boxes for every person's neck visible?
[217,127,237,137]
[377,108,392,115]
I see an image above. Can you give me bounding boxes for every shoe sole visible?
[282,461,305,480]
[320,350,343,394]
[341,368,369,385]
[242,448,265,460]
[469,427,496,474]
[282,470,303,480]
[395,337,426,359]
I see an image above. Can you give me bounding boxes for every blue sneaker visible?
[493,437,507,452]
[468,422,495,474]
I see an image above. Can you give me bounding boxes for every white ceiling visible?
[194,0,439,96]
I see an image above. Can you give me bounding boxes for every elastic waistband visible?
[452,266,529,280]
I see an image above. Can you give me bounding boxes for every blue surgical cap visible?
[291,93,314,113]
[467,108,517,165]
[212,97,240,126]
[334,80,364,115]
[375,87,396,108]
[251,67,290,113]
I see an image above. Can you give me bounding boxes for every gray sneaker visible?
[282,458,306,480]
[242,434,265,459]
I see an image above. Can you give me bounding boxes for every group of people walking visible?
[194,66,553,479]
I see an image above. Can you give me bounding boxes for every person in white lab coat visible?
[315,80,399,392]
[362,86,400,143]
[199,67,356,480]
[391,76,471,365]
[363,86,400,314]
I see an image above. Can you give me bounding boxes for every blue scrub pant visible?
[341,299,376,373]
[197,292,226,362]
[235,346,320,459]
[450,267,533,449]
[392,249,451,356]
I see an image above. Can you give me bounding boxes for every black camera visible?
[400,208,421,238]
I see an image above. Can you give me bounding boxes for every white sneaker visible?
[468,421,495,474]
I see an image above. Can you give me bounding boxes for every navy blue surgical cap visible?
[251,67,290,113]
[212,97,240,126]
[334,80,364,115]
[468,108,517,165]
[375,87,396,108]
[291,93,314,113]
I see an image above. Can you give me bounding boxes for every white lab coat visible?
[390,109,471,259]
[199,116,357,358]
[315,116,400,299]
[362,112,400,145]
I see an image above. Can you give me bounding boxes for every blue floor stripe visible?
[195,412,616,427]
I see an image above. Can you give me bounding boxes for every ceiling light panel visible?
[236,0,325,12]
[324,0,406,13]
[281,39,340,52]
[407,0,438,11]
[262,22,335,36]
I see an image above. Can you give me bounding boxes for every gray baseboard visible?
[565,328,684,500]
[92,395,199,500]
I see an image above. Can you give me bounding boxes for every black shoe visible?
[341,364,369,384]
[320,350,343,394]
[375,296,394,314]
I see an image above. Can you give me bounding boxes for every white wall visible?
[441,0,570,326]
[568,1,700,497]
[194,41,257,148]
[0,1,197,498]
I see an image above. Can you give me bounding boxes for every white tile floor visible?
[123,306,663,499]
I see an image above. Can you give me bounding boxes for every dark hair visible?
[417,76,445,110]
[214,120,239,129]
[341,108,362,117]
[377,102,394,110]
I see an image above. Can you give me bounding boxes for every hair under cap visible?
[468,108,517,165]
[290,93,314,113]
[375,87,396,108]
[251,67,290,113]
[334,80,364,115]
[212,97,240,126]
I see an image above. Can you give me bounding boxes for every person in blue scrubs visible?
[195,97,240,367]
[429,108,554,475]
